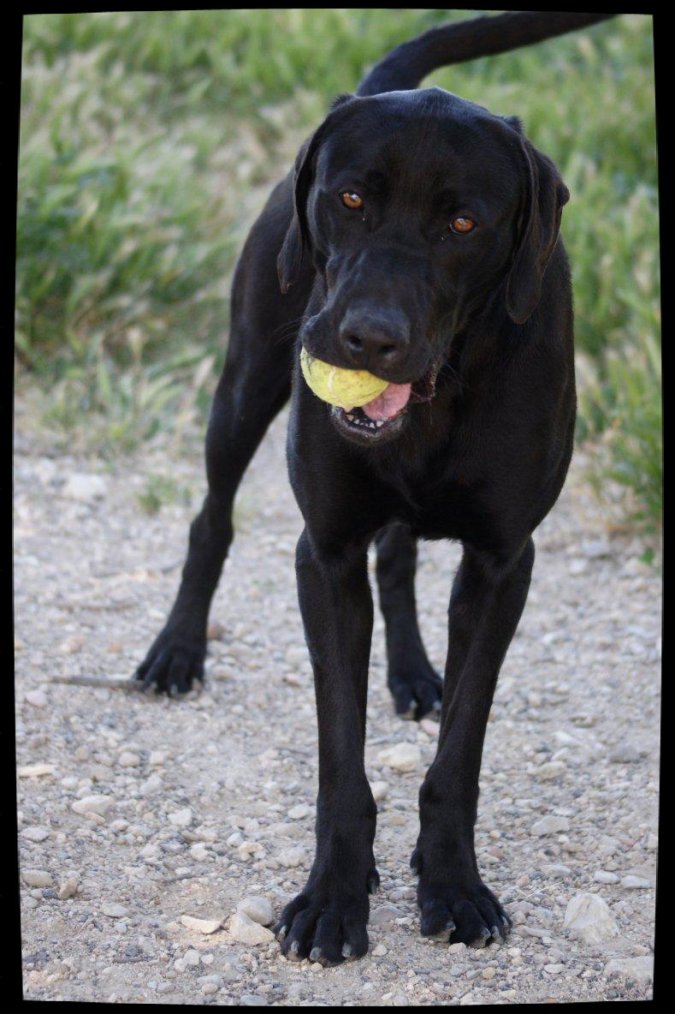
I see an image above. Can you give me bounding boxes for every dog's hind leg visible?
[134,179,313,695]
[375,523,443,720]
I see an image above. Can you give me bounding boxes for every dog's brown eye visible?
[340,191,364,210]
[450,216,476,234]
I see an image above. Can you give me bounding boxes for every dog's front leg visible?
[413,537,535,946]
[275,528,378,965]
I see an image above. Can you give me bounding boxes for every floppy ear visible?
[277,94,357,294]
[505,139,569,325]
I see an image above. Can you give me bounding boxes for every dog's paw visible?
[274,870,376,966]
[412,850,511,947]
[133,630,205,697]
[389,660,443,721]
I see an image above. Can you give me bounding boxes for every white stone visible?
[22,869,53,888]
[22,826,51,842]
[277,845,305,868]
[168,807,193,828]
[228,911,275,946]
[18,763,55,778]
[531,815,570,836]
[62,473,107,501]
[563,893,619,944]
[621,875,652,889]
[376,742,421,772]
[287,804,311,820]
[180,915,223,935]
[605,956,654,983]
[71,794,113,816]
[102,903,129,919]
[25,689,48,708]
[371,781,389,801]
[237,896,274,926]
[593,871,620,884]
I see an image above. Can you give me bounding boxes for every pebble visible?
[237,896,274,926]
[72,795,114,816]
[370,904,404,927]
[604,956,654,983]
[371,781,389,801]
[376,743,421,772]
[25,689,48,708]
[621,875,651,889]
[180,915,223,935]
[240,995,268,1006]
[18,763,56,779]
[563,893,619,944]
[593,871,620,884]
[22,869,53,888]
[102,903,129,919]
[228,911,275,945]
[535,761,567,780]
[168,807,193,828]
[531,816,570,836]
[22,826,51,842]
[609,744,644,764]
[287,804,311,820]
[276,845,305,868]
[62,473,107,501]
[57,877,79,900]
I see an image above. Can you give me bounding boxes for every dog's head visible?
[278,88,569,446]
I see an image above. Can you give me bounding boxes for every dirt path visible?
[15,400,659,1004]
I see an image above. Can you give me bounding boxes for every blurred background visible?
[15,10,660,543]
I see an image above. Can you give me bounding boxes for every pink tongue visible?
[362,382,412,421]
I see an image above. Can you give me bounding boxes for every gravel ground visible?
[15,394,659,1005]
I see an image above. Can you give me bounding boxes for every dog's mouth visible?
[330,365,440,445]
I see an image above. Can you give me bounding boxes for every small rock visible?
[287,804,311,820]
[180,915,224,935]
[22,869,53,888]
[371,780,389,802]
[239,995,268,1006]
[58,877,79,900]
[420,718,440,738]
[25,689,48,708]
[372,943,388,956]
[102,903,129,919]
[183,949,201,967]
[482,966,497,980]
[118,752,141,768]
[228,911,274,945]
[621,875,651,889]
[277,845,305,868]
[22,826,51,842]
[593,871,620,885]
[18,763,56,779]
[370,904,404,927]
[238,841,265,860]
[531,816,570,836]
[535,762,567,780]
[72,795,114,816]
[563,893,619,945]
[238,896,274,927]
[62,473,107,501]
[376,743,421,772]
[609,744,644,764]
[605,956,654,983]
[168,807,193,828]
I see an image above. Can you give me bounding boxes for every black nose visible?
[338,306,410,373]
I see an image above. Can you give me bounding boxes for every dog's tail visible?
[357,11,615,97]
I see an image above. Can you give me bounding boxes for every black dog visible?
[135,11,613,964]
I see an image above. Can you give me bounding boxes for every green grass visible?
[16,11,660,531]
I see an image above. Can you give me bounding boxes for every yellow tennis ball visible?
[300,347,388,410]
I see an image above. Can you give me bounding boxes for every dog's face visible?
[279,88,569,446]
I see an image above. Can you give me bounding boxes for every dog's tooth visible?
[346,414,355,422]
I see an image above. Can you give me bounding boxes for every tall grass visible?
[16,11,660,531]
